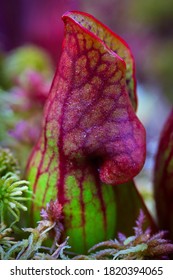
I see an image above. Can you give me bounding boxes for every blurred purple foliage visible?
[0,0,79,61]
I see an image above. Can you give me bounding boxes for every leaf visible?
[27,11,146,253]
[154,110,173,240]
[114,181,156,235]
[65,11,137,111]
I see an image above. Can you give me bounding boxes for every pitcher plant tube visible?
[26,11,148,254]
[154,110,173,241]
